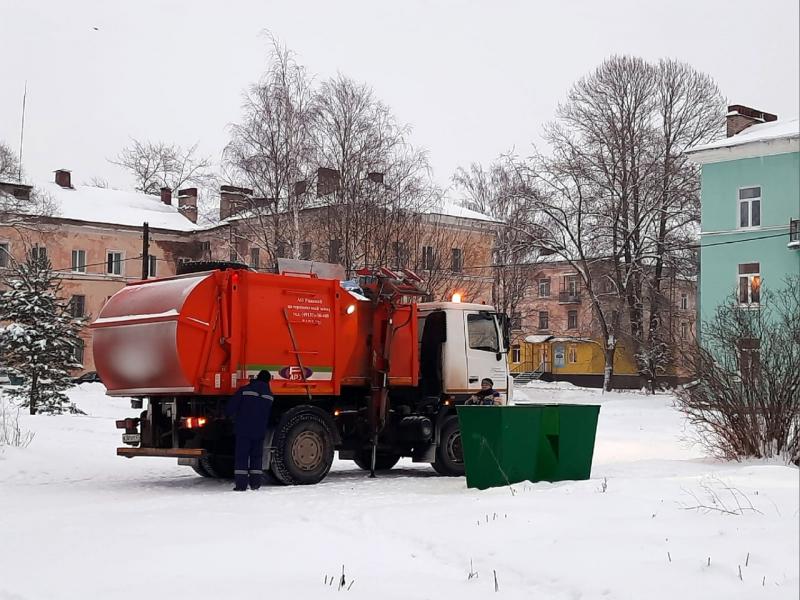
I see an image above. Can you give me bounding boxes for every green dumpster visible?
[456,404,600,490]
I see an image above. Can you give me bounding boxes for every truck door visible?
[464,311,506,390]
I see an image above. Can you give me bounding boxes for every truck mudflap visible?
[117,448,206,459]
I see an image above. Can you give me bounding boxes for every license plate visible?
[122,433,141,444]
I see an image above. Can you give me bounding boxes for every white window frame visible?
[106,250,124,276]
[511,345,521,364]
[451,248,463,273]
[71,249,87,273]
[148,255,157,278]
[567,310,578,330]
[538,310,549,330]
[680,322,689,340]
[568,345,578,364]
[737,186,761,230]
[680,293,688,311]
[737,262,761,306]
[538,278,551,297]
[31,245,47,261]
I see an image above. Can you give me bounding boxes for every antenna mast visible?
[18,81,27,181]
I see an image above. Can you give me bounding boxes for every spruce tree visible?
[0,253,84,415]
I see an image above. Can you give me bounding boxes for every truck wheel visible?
[432,416,465,476]
[270,408,334,485]
[352,450,401,471]
[191,461,212,478]
[199,453,234,479]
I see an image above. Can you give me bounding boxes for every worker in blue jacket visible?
[225,370,274,491]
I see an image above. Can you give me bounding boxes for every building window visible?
[603,278,614,293]
[392,241,408,269]
[538,278,551,297]
[0,241,10,268]
[31,245,47,262]
[680,293,688,310]
[229,246,238,262]
[147,255,157,278]
[199,241,211,258]
[565,274,579,295]
[276,242,288,259]
[422,246,435,270]
[568,346,578,364]
[328,239,342,264]
[680,322,689,340]
[738,263,761,305]
[511,345,521,364]
[538,311,549,330]
[69,295,86,318]
[567,310,578,330]
[250,247,260,270]
[72,338,85,366]
[737,338,760,383]
[300,241,312,261]
[71,250,87,273]
[106,251,123,276]
[451,248,463,273]
[738,186,761,229]
[511,311,522,330]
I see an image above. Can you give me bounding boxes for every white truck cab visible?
[417,301,513,404]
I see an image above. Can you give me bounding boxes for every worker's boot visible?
[233,471,249,491]
[249,470,263,490]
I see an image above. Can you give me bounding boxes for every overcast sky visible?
[1,0,798,193]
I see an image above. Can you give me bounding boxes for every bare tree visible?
[677,278,800,464]
[309,74,433,277]
[514,56,723,390]
[512,145,626,391]
[452,161,536,334]
[112,139,216,196]
[0,141,22,182]
[223,34,316,266]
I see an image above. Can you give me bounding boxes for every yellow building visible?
[510,335,640,387]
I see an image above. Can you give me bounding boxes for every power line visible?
[459,230,793,272]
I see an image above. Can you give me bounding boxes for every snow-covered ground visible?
[0,382,797,599]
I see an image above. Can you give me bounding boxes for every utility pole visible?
[142,222,150,279]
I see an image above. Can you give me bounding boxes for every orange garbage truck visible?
[92,263,513,484]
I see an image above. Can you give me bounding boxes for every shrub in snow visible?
[677,278,800,464]
[0,397,35,447]
[0,254,84,415]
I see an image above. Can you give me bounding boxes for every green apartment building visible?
[687,105,799,334]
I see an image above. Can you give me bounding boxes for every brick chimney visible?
[219,185,253,220]
[727,104,778,137]
[177,187,198,223]
[160,187,172,205]
[54,169,72,188]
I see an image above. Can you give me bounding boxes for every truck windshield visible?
[467,313,499,353]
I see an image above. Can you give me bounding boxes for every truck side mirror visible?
[498,313,511,351]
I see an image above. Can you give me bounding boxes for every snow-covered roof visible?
[35,182,201,232]
[220,196,497,226]
[687,117,799,154]
[424,199,496,223]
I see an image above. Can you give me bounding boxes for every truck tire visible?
[432,416,465,476]
[352,450,401,472]
[176,260,250,276]
[199,453,234,479]
[191,461,213,478]
[270,407,335,485]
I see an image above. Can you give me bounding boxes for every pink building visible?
[0,170,204,372]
